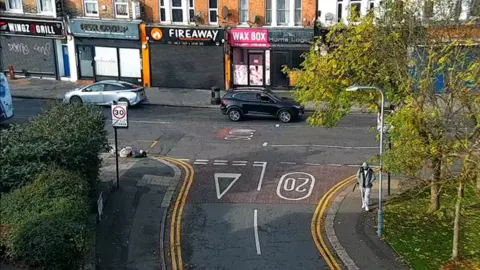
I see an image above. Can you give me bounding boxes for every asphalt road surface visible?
[7,98,379,269]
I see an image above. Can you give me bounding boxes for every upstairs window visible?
[38,0,54,13]
[84,0,99,16]
[209,0,218,24]
[172,0,183,22]
[294,0,302,25]
[115,0,129,17]
[239,0,249,24]
[6,0,22,11]
[277,0,289,25]
[265,0,272,25]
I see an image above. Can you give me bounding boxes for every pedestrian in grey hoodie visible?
[356,162,376,211]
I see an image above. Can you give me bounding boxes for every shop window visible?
[239,0,249,24]
[38,0,54,14]
[6,0,23,11]
[337,0,343,22]
[189,0,195,21]
[233,48,248,65]
[160,0,166,21]
[277,0,289,25]
[84,0,99,16]
[115,0,128,17]
[294,0,301,25]
[472,0,480,16]
[265,0,272,25]
[172,0,183,22]
[291,50,306,69]
[209,0,218,24]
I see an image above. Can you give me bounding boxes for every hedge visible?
[0,168,91,269]
[0,103,109,191]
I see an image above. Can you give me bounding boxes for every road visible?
[7,98,379,269]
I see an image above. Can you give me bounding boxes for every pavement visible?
[4,98,405,270]
[7,77,372,112]
[326,177,411,270]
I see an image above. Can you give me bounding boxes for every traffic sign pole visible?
[115,127,119,189]
[111,102,129,189]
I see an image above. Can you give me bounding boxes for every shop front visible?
[0,16,66,79]
[144,26,225,89]
[228,29,270,87]
[268,28,314,89]
[69,19,142,84]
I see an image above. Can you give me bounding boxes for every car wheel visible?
[278,110,292,123]
[118,98,131,107]
[70,96,82,104]
[227,108,242,122]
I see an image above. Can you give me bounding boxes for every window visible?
[424,0,434,18]
[472,0,480,16]
[38,0,54,13]
[6,0,22,11]
[160,0,166,21]
[84,0,99,16]
[350,0,361,21]
[85,84,105,92]
[235,93,257,101]
[294,0,301,25]
[189,0,195,22]
[277,0,289,25]
[115,0,128,17]
[172,0,183,22]
[265,0,272,25]
[337,0,343,22]
[239,0,249,24]
[209,0,218,24]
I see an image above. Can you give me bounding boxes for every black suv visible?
[220,88,305,123]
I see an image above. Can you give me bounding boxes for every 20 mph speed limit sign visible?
[111,103,128,128]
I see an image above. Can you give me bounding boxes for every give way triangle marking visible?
[214,173,241,199]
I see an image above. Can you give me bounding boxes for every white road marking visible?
[305,163,321,166]
[213,163,228,166]
[275,124,280,127]
[327,164,343,167]
[280,162,296,165]
[262,142,268,147]
[254,209,261,255]
[253,162,267,191]
[276,172,316,201]
[232,163,247,166]
[110,120,171,124]
[233,161,248,164]
[271,144,378,149]
[193,162,207,165]
[214,160,228,163]
[195,159,209,162]
[214,173,241,199]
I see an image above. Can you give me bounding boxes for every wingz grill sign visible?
[0,18,64,37]
[147,27,224,46]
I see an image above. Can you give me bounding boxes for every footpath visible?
[326,176,411,270]
[8,78,371,113]
[94,153,180,270]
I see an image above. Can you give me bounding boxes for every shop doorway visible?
[77,45,94,79]
[233,48,266,87]
[271,51,289,87]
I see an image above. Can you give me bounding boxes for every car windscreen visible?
[265,90,282,101]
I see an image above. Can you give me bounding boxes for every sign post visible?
[111,102,129,188]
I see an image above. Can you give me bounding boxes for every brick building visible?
[0,0,69,80]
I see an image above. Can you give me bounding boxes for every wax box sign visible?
[230,29,270,48]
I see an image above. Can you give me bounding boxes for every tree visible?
[285,0,480,213]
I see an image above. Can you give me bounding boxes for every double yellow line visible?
[311,175,357,270]
[161,156,195,270]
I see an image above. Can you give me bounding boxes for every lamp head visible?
[346,85,359,92]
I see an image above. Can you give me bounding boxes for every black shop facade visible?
[69,19,142,84]
[145,26,225,89]
[268,28,314,89]
[0,16,66,79]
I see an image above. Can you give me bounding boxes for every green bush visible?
[0,168,91,269]
[0,103,109,191]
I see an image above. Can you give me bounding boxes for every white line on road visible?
[327,164,343,167]
[280,162,297,165]
[262,142,268,147]
[232,163,247,166]
[214,160,228,163]
[253,162,267,191]
[254,209,261,255]
[271,144,379,149]
[195,159,209,162]
[233,161,248,164]
[193,162,208,165]
[305,163,321,166]
[213,163,228,166]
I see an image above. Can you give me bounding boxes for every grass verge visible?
[384,182,480,270]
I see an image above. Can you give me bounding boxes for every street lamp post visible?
[346,85,385,238]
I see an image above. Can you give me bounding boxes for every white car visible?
[63,80,147,107]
